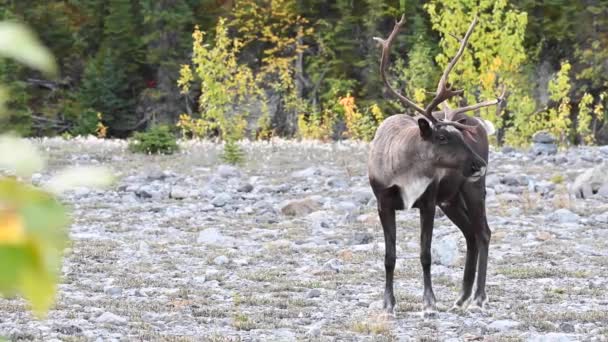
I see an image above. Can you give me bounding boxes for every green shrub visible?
[222,138,244,165]
[129,125,178,155]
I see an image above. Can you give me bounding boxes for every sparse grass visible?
[550,174,565,184]
[498,266,588,279]
[351,314,394,337]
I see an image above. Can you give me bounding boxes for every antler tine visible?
[373,15,429,119]
[449,84,508,118]
[424,16,479,116]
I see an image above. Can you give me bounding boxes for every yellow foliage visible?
[177,19,267,140]
[339,93,384,141]
[0,209,26,244]
[95,112,107,139]
[297,109,335,141]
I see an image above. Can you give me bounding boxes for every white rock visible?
[213,255,229,265]
[291,167,320,178]
[211,193,231,207]
[487,319,520,332]
[197,228,226,245]
[96,312,127,325]
[217,164,240,178]
[432,235,460,266]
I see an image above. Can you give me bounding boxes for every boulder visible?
[570,164,608,199]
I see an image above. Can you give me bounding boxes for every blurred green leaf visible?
[0,22,57,76]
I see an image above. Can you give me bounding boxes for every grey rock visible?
[532,131,557,144]
[559,322,575,333]
[532,142,558,156]
[431,235,460,266]
[334,201,358,213]
[103,286,122,296]
[170,186,190,200]
[211,193,231,207]
[487,319,520,332]
[570,164,608,199]
[323,258,342,273]
[552,208,580,224]
[326,177,348,188]
[237,183,254,193]
[350,232,374,245]
[217,164,239,178]
[197,228,226,245]
[135,185,164,200]
[145,168,166,181]
[501,174,528,186]
[291,167,320,178]
[597,183,608,198]
[281,198,321,216]
[306,289,321,298]
[96,312,127,325]
[595,212,608,223]
[352,188,373,205]
[528,333,573,342]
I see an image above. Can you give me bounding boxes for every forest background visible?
[1,0,607,147]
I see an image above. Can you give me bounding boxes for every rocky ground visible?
[1,137,607,341]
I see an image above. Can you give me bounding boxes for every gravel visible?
[1,137,606,341]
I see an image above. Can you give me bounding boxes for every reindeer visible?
[368,15,506,314]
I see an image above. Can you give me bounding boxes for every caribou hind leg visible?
[440,198,478,311]
[472,211,491,309]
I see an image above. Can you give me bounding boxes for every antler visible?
[375,15,507,131]
[373,15,431,121]
[424,16,478,116]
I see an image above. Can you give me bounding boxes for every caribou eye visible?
[437,135,447,142]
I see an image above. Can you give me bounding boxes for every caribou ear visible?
[418,118,432,140]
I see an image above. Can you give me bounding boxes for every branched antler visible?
[374,14,508,132]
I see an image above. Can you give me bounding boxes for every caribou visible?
[368,15,506,314]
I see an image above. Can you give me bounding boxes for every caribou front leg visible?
[418,196,437,315]
[378,206,396,314]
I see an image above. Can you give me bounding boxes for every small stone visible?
[326,177,348,188]
[431,235,460,266]
[170,186,189,200]
[334,201,358,213]
[536,231,553,241]
[306,289,321,298]
[237,183,254,193]
[291,167,320,178]
[217,164,239,178]
[531,142,558,156]
[597,183,608,198]
[595,212,608,223]
[197,228,225,245]
[528,333,573,342]
[103,286,122,296]
[96,312,127,325]
[211,193,231,207]
[487,319,520,332]
[552,208,580,224]
[281,198,321,216]
[532,131,557,144]
[146,168,166,181]
[559,322,575,333]
[350,232,374,245]
[323,258,342,273]
[213,255,229,265]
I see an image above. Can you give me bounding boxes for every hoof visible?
[470,296,488,312]
[449,297,471,313]
[422,307,437,318]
